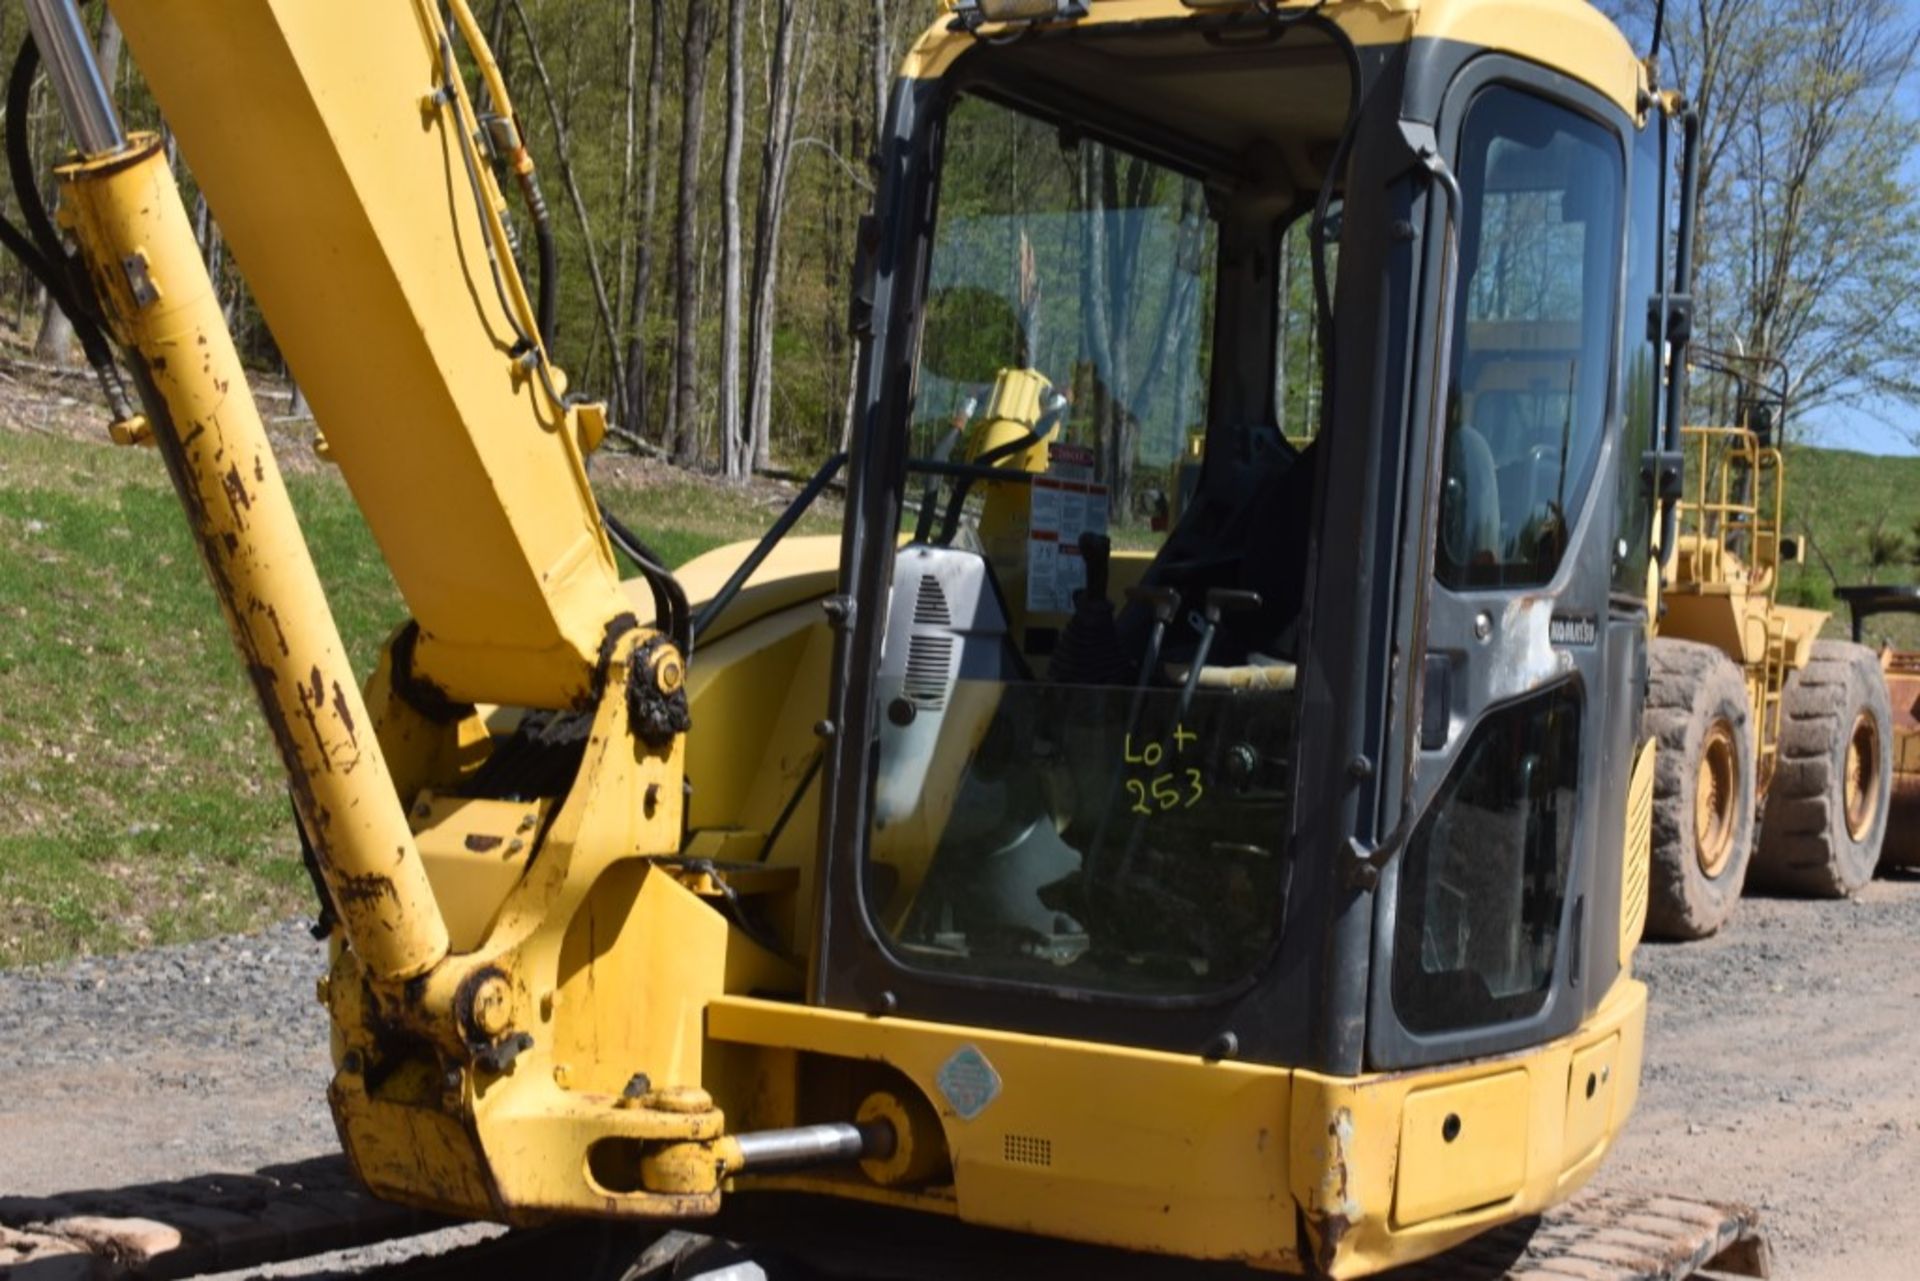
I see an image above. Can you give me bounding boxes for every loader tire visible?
[1751,640,1893,897]
[1645,639,1757,940]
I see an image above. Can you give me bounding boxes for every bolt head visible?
[653,649,686,696]
[471,976,515,1039]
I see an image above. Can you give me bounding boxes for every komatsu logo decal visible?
[1550,614,1600,648]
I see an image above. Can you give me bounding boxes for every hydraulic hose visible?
[5,34,136,420]
[527,172,558,349]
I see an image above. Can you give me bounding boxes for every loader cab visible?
[816,2,1666,1078]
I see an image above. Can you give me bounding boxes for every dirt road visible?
[1593,874,1920,1278]
[3,882,1918,1279]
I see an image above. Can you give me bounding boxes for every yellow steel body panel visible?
[1286,977,1646,1276]
[627,535,841,642]
[707,975,1647,1276]
[410,794,547,953]
[710,994,1302,1270]
[59,137,448,982]
[1392,1070,1528,1225]
[107,0,630,709]
[1563,1033,1621,1170]
[915,0,1643,116]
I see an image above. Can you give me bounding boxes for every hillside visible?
[1779,444,1920,645]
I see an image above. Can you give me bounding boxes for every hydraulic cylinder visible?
[24,0,448,981]
[51,128,449,980]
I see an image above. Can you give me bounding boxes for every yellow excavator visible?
[2,0,1771,1276]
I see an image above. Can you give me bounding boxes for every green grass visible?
[1777,445,1920,645]
[0,428,827,968]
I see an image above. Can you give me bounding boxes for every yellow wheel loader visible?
[1835,585,1920,872]
[1643,352,1895,939]
[1,0,1769,1276]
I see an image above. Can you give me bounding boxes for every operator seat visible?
[1115,430,1318,670]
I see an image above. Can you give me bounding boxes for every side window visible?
[1438,87,1626,590]
[1276,212,1330,444]
[1613,119,1665,596]
[1393,685,1582,1034]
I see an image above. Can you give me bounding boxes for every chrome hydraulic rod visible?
[32,0,448,982]
[731,1122,895,1174]
[19,0,123,153]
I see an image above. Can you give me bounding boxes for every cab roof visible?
[914,0,1645,118]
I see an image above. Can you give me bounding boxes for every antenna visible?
[1651,0,1668,61]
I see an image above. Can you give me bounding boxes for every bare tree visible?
[671,0,720,466]
[719,0,749,480]
[623,0,669,437]
[504,0,626,402]
[746,0,816,471]
[1630,0,1920,434]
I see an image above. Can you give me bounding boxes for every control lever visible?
[1085,586,1183,896]
[1126,585,1183,689]
[1176,589,1263,721]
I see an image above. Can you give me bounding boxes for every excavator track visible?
[0,1156,443,1280]
[0,1160,1767,1281]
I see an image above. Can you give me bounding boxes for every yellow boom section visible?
[105,0,630,710]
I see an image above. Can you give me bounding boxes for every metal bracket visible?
[121,252,160,308]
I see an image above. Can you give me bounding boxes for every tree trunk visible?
[671,0,719,466]
[623,0,668,439]
[746,0,813,472]
[870,0,890,139]
[505,0,625,398]
[614,0,638,401]
[719,0,749,480]
[36,10,124,366]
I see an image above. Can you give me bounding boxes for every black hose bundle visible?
[2,35,134,417]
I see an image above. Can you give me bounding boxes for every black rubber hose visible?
[0,210,55,292]
[5,37,124,387]
[601,503,692,659]
[525,174,559,353]
[8,40,68,274]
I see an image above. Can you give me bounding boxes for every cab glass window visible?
[1613,118,1665,595]
[1393,685,1582,1033]
[869,91,1318,997]
[1438,88,1626,590]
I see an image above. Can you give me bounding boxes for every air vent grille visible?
[1003,1134,1052,1167]
[913,573,953,627]
[904,635,955,709]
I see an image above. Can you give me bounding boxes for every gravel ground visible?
[3,884,1918,1279]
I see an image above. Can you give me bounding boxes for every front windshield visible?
[911,95,1217,551]
[864,90,1318,998]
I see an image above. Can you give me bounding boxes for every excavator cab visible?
[816,0,1665,1080]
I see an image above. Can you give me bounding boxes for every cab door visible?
[1370,65,1633,1070]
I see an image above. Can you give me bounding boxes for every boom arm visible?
[108,0,634,711]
